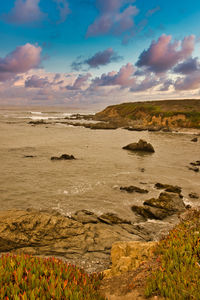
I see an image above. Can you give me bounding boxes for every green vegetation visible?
[96,100,200,128]
[0,254,105,300]
[145,210,200,299]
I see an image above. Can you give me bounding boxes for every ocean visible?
[0,107,199,222]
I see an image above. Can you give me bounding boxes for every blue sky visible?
[0,0,200,108]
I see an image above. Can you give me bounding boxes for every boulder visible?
[123,139,155,153]
[51,154,75,160]
[131,192,186,220]
[188,166,199,172]
[105,241,157,276]
[120,186,148,194]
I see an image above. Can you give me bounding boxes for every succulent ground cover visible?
[0,254,105,300]
[145,210,200,299]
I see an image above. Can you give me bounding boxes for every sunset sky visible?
[0,0,200,108]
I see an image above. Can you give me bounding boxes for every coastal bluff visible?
[94,99,200,130]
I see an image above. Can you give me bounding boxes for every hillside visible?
[94,99,200,129]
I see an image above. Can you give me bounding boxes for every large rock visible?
[51,154,75,160]
[131,192,186,220]
[123,139,155,153]
[0,209,151,273]
[104,241,157,277]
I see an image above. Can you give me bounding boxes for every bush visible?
[0,254,105,300]
[145,210,200,299]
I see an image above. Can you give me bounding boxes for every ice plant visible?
[145,210,200,299]
[0,254,105,299]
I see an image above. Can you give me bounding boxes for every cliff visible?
[94,99,200,129]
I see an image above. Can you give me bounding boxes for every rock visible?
[29,120,46,125]
[51,154,75,160]
[71,210,98,224]
[190,160,200,166]
[123,126,147,131]
[0,209,150,273]
[120,186,148,194]
[191,137,198,142]
[131,192,186,220]
[97,213,131,225]
[122,139,155,153]
[188,192,199,199]
[89,123,117,130]
[24,155,36,158]
[107,241,157,276]
[154,183,182,194]
[131,205,169,220]
[188,166,199,172]
[144,192,186,213]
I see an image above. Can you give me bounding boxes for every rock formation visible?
[51,154,75,160]
[123,139,155,153]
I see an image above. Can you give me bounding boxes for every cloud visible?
[71,48,122,70]
[173,57,199,74]
[2,0,44,24]
[92,63,135,87]
[159,79,173,91]
[174,71,200,90]
[130,75,159,92]
[53,0,71,23]
[86,0,138,38]
[25,75,50,88]
[146,6,160,17]
[0,43,42,82]
[136,34,195,73]
[66,73,91,90]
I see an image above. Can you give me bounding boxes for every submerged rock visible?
[188,192,199,199]
[51,154,75,160]
[123,139,155,153]
[190,160,200,166]
[191,137,198,142]
[120,186,148,194]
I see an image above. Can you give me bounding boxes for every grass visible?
[145,210,200,299]
[0,254,105,300]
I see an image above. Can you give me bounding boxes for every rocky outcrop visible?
[123,139,155,153]
[120,186,148,194]
[51,154,75,160]
[131,192,186,220]
[104,241,157,277]
[0,209,152,273]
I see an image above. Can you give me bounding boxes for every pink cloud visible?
[0,43,42,81]
[66,73,91,90]
[25,75,50,88]
[92,63,135,87]
[2,0,44,24]
[174,71,200,90]
[136,34,195,73]
[86,0,138,37]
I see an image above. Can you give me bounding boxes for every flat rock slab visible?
[0,209,150,273]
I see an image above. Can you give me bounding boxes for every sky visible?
[0,0,200,109]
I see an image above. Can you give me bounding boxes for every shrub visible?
[145,210,200,299]
[0,254,105,300]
